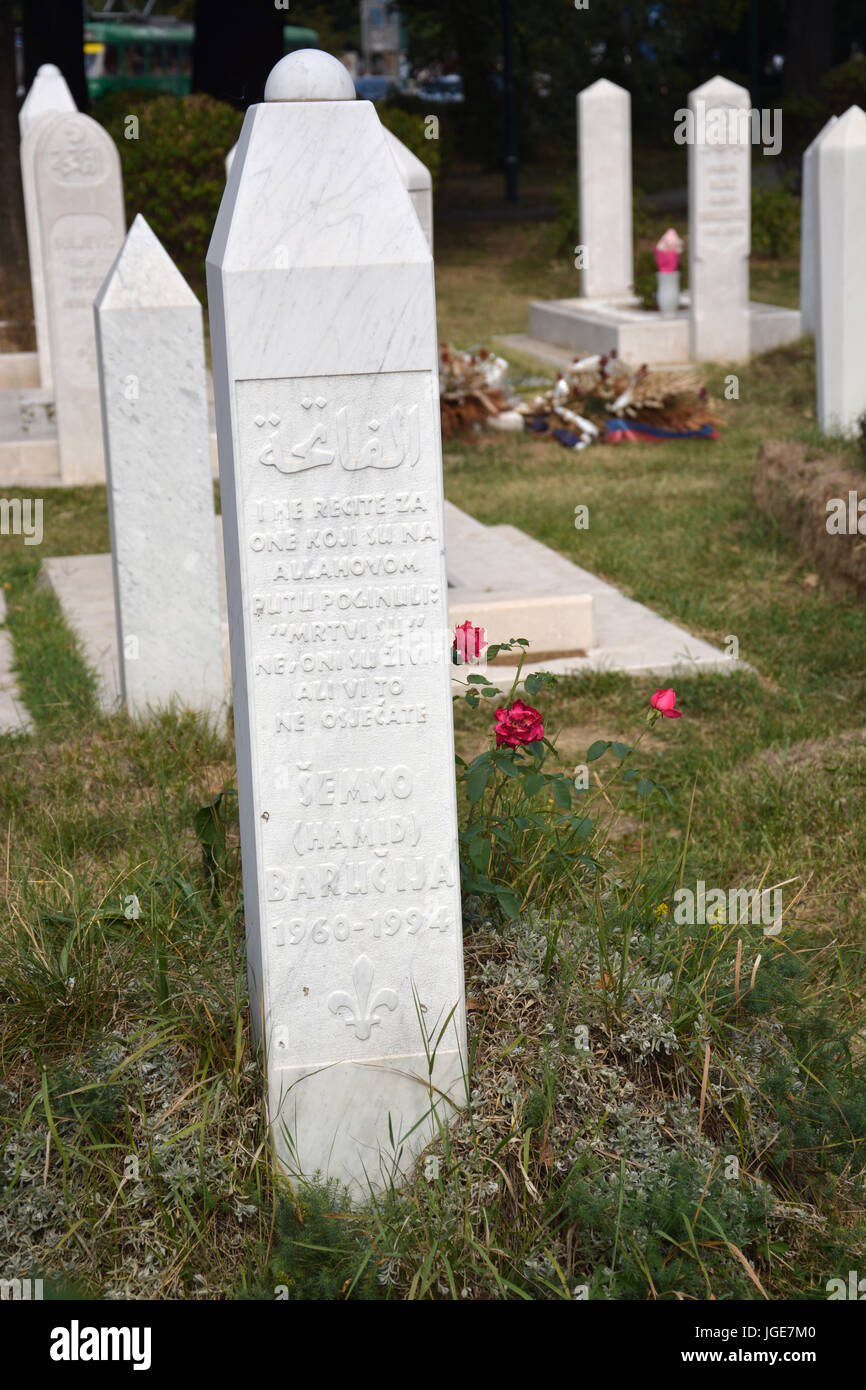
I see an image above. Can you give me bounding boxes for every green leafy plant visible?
[452,637,673,919]
[751,183,800,259]
[96,94,243,299]
[193,786,238,900]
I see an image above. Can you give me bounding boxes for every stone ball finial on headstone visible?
[263,49,355,102]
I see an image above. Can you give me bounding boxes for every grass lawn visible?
[1,185,864,1301]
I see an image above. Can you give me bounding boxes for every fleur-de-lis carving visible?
[327,955,398,1041]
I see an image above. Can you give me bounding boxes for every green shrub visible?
[751,184,800,259]
[377,105,442,196]
[97,94,243,300]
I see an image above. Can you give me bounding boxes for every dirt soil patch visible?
[753,439,866,596]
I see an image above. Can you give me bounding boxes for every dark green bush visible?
[751,184,799,259]
[377,105,442,195]
[97,94,243,300]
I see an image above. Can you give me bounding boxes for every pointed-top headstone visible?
[19,66,78,390]
[94,214,225,716]
[800,116,838,336]
[815,106,866,434]
[577,78,632,300]
[687,73,751,361]
[96,212,198,311]
[207,49,466,1195]
[18,63,76,140]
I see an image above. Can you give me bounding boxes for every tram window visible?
[104,43,119,75]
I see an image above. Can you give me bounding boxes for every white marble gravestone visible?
[815,106,866,436]
[207,50,466,1194]
[382,129,433,251]
[19,66,77,393]
[577,79,632,300]
[227,127,434,251]
[94,215,224,716]
[18,62,76,139]
[35,112,125,483]
[688,75,751,362]
[800,116,837,338]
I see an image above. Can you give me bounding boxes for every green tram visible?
[83,21,320,100]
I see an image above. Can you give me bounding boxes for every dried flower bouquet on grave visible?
[438,346,514,439]
[518,350,720,448]
[437,343,719,446]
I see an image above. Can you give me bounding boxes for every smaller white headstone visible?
[19,68,77,392]
[95,215,225,716]
[383,128,433,251]
[577,79,632,300]
[18,63,76,140]
[815,106,866,435]
[688,74,751,361]
[35,112,125,483]
[800,115,837,336]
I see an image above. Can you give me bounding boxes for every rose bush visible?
[453,635,680,919]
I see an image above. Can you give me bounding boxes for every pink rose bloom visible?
[494,699,544,747]
[453,620,487,662]
[650,688,683,719]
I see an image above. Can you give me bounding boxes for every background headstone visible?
[383,129,433,251]
[577,79,632,300]
[800,115,837,337]
[18,62,76,139]
[35,112,125,483]
[19,66,77,392]
[688,75,751,362]
[94,215,225,717]
[816,106,866,435]
[207,50,466,1194]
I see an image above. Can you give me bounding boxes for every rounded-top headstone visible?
[264,49,355,102]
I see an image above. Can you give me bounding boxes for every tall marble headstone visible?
[815,106,866,436]
[688,75,751,362]
[94,215,225,716]
[207,50,466,1194]
[227,128,434,251]
[35,112,125,483]
[800,115,837,337]
[19,66,77,393]
[577,79,632,300]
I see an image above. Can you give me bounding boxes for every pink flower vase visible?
[654,244,680,318]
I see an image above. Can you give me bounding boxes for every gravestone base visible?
[270,1047,465,1197]
[0,353,40,390]
[39,504,740,715]
[0,385,221,487]
[525,295,802,365]
[0,592,32,734]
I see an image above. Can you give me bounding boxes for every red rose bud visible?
[650,687,683,719]
[494,699,544,748]
[453,620,487,663]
